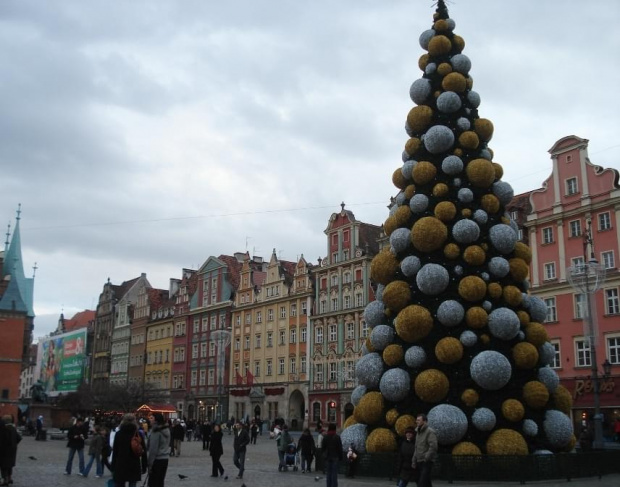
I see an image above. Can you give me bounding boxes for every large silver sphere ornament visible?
[351,385,367,406]
[442,155,464,176]
[405,122,415,138]
[379,368,411,402]
[489,224,517,254]
[405,345,427,368]
[416,263,450,296]
[390,228,411,254]
[471,350,512,390]
[492,181,515,206]
[437,91,462,113]
[341,423,368,454]
[437,300,465,327]
[419,29,435,49]
[538,342,556,367]
[467,91,481,108]
[389,205,399,217]
[481,272,490,281]
[445,18,456,30]
[402,150,409,163]
[428,404,468,445]
[456,117,471,131]
[523,419,539,437]
[424,125,455,154]
[364,300,385,328]
[425,63,437,75]
[480,149,492,160]
[410,79,432,105]
[376,284,385,301]
[457,188,474,203]
[526,296,548,323]
[538,366,559,393]
[488,307,520,340]
[410,193,429,213]
[401,160,416,179]
[472,408,496,431]
[355,352,385,388]
[473,209,488,225]
[370,325,395,351]
[460,330,478,347]
[450,54,471,74]
[544,410,573,448]
[361,342,370,356]
[488,256,510,278]
[401,255,422,278]
[452,218,480,244]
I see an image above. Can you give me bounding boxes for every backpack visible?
[131,431,144,457]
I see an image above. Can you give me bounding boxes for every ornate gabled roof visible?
[358,222,382,256]
[217,254,243,290]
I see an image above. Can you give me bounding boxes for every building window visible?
[328,402,337,422]
[301,327,307,343]
[279,330,286,345]
[210,316,217,330]
[344,295,351,309]
[329,362,337,381]
[266,360,272,376]
[574,293,586,319]
[267,332,273,347]
[347,322,355,339]
[245,313,251,325]
[199,370,206,386]
[606,288,620,315]
[254,361,261,377]
[361,321,369,338]
[329,324,337,342]
[608,336,620,365]
[602,251,615,270]
[278,358,285,375]
[190,370,197,386]
[200,343,207,358]
[551,340,561,369]
[290,358,296,374]
[331,298,338,311]
[566,177,578,195]
[517,229,523,241]
[316,327,323,343]
[255,334,261,348]
[291,304,297,317]
[571,256,585,273]
[332,253,338,263]
[301,355,307,374]
[575,339,591,367]
[235,316,241,327]
[320,300,327,313]
[209,343,215,356]
[343,272,351,284]
[315,363,323,382]
[599,212,612,231]
[543,262,556,280]
[355,294,363,307]
[244,336,250,350]
[331,275,338,286]
[208,369,214,384]
[256,311,262,323]
[290,328,297,344]
[544,297,557,322]
[268,309,274,321]
[280,306,286,319]
[192,344,199,359]
[569,220,582,237]
[542,227,554,244]
[301,302,307,315]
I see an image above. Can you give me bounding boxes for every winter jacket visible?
[0,421,21,469]
[396,437,417,481]
[297,432,316,457]
[172,423,185,440]
[148,423,171,468]
[66,424,86,449]
[321,431,343,461]
[209,430,224,457]
[112,423,147,483]
[234,427,250,453]
[88,433,104,456]
[277,430,292,452]
[413,424,438,464]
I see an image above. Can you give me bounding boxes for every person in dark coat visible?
[321,423,343,487]
[396,426,417,487]
[297,428,316,473]
[345,443,359,478]
[82,426,104,477]
[111,414,147,487]
[171,420,185,457]
[209,424,225,477]
[201,421,211,451]
[0,415,22,486]
[250,421,259,445]
[65,417,86,475]
[147,413,171,487]
[35,415,44,441]
[233,422,250,479]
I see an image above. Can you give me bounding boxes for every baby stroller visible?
[284,441,299,471]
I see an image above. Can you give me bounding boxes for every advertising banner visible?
[35,328,87,396]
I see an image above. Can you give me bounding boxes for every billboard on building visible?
[35,328,87,396]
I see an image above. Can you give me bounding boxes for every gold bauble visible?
[437,62,453,76]
[442,72,467,93]
[393,205,412,227]
[435,201,457,222]
[383,215,397,237]
[395,305,433,342]
[486,429,528,455]
[405,137,422,158]
[433,19,450,32]
[418,54,430,71]
[480,333,490,345]
[382,281,411,313]
[458,276,487,302]
[461,388,479,407]
[411,217,448,253]
[407,105,434,133]
[523,381,549,409]
[466,158,495,188]
[459,131,480,150]
[385,408,400,426]
[493,163,504,179]
[453,442,482,455]
[502,399,525,422]
[412,161,437,186]
[487,282,502,299]
[444,243,461,259]
[512,342,539,369]
[432,183,449,198]
[525,322,548,347]
[354,391,384,425]
[392,168,408,190]
[428,35,452,56]
[395,415,416,436]
[509,258,529,281]
[517,310,530,325]
[514,242,532,265]
[414,369,449,403]
[370,248,399,285]
[454,148,463,157]
[463,245,486,266]
[366,428,397,453]
[503,285,523,306]
[435,337,463,364]
[404,184,416,199]
[452,35,465,53]
[552,385,573,415]
[462,208,472,218]
[481,194,500,214]
[383,344,404,366]
[465,306,488,329]
[474,118,494,142]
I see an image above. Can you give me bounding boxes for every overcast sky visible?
[1,0,619,340]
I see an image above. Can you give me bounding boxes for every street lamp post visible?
[211,328,232,423]
[567,218,607,449]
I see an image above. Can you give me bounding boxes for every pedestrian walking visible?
[82,426,104,478]
[111,413,148,487]
[35,415,44,441]
[396,426,417,487]
[345,443,358,478]
[250,421,259,445]
[0,415,21,486]
[321,423,342,487]
[147,413,170,487]
[233,422,250,479]
[412,414,438,487]
[276,424,292,471]
[297,428,316,473]
[64,417,86,475]
[209,424,225,478]
[201,421,211,451]
[171,420,184,457]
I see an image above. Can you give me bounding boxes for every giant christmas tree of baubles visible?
[342,1,574,456]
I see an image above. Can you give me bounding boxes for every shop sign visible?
[573,378,615,399]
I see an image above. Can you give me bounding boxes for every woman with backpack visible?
[112,414,147,487]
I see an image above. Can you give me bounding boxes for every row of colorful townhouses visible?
[4,135,620,434]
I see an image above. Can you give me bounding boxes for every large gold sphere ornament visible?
[383,215,398,237]
[442,72,467,93]
[433,19,450,32]
[512,342,539,369]
[463,245,486,266]
[370,248,399,285]
[452,34,465,52]
[418,54,430,71]
[523,381,550,409]
[382,281,412,313]
[411,217,448,252]
[366,428,397,453]
[444,243,461,259]
[343,416,358,429]
[428,35,452,56]
[458,131,480,150]
[354,391,385,425]
[392,168,409,190]
[517,310,530,325]
[509,258,529,281]
[453,442,482,455]
[437,62,453,76]
[415,369,449,403]
[432,183,449,198]
[395,305,433,342]
[502,399,525,422]
[552,385,573,414]
[407,105,434,133]
[514,242,533,264]
[385,408,400,426]
[393,206,412,227]
[481,194,500,214]
[461,388,479,407]
[487,282,502,299]
[493,163,504,179]
[395,414,416,436]
[404,184,416,199]
[503,285,523,306]
[412,161,437,186]
[487,430,528,455]
[458,276,487,302]
[525,322,548,347]
[435,337,464,364]
[474,118,494,142]
[435,201,457,222]
[383,344,404,366]
[405,138,422,158]
[465,306,488,328]
[466,159,496,188]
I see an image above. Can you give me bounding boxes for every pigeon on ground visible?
[315,476,322,482]
[224,475,228,480]
[28,456,37,460]
[178,474,188,480]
